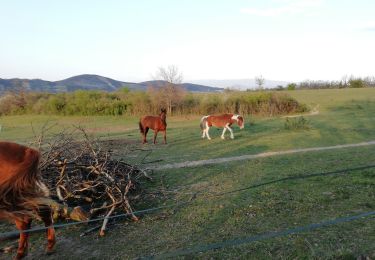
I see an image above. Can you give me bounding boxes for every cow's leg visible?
[153,130,158,144]
[15,217,31,259]
[38,206,56,255]
[221,127,227,139]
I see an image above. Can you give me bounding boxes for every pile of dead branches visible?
[37,127,149,235]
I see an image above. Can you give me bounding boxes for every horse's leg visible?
[227,126,234,139]
[141,128,145,143]
[221,127,227,139]
[143,127,149,144]
[206,126,211,140]
[201,128,206,138]
[163,130,167,144]
[153,130,158,144]
[15,217,31,259]
[38,206,56,254]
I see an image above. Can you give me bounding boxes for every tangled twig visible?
[36,126,149,235]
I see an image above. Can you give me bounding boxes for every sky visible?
[1,0,375,83]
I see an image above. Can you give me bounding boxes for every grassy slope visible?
[0,88,375,259]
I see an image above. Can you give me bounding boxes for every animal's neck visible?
[160,114,167,123]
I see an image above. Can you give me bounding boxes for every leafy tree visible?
[349,78,365,88]
[47,94,66,114]
[287,83,297,90]
[119,86,130,94]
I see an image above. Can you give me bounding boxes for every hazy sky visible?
[1,0,374,82]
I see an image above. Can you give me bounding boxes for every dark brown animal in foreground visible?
[0,141,55,259]
[139,108,167,144]
[200,113,245,140]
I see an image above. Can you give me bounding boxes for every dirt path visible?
[146,140,375,170]
[282,104,320,118]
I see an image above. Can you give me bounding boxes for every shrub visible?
[284,116,311,130]
[287,83,296,90]
[349,79,365,88]
[0,89,307,117]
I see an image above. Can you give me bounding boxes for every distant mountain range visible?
[0,74,223,94]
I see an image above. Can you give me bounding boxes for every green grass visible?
[288,87,375,112]
[1,88,375,259]
[4,146,373,259]
[0,115,140,143]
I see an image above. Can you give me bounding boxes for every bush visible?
[287,83,297,90]
[0,90,308,117]
[284,116,311,130]
[349,79,365,88]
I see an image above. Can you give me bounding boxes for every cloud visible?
[240,0,323,17]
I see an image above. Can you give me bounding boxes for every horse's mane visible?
[160,109,167,124]
[0,144,50,220]
[160,114,167,124]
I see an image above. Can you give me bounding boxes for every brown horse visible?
[0,141,55,259]
[139,108,167,144]
[200,113,244,140]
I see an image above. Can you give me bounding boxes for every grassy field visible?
[1,88,375,259]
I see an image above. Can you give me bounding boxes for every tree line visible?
[284,76,375,90]
[0,88,307,117]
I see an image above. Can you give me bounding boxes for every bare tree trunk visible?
[168,100,172,115]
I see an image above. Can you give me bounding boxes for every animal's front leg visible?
[15,217,32,259]
[163,131,167,144]
[153,130,158,144]
[221,127,227,139]
[227,126,234,139]
[38,206,56,255]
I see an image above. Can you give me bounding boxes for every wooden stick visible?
[99,205,116,237]
[80,225,102,237]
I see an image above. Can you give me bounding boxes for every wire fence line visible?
[206,164,375,198]
[141,211,375,259]
[1,163,374,243]
[141,163,375,199]
[0,202,190,241]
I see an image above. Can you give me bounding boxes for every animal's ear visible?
[161,108,167,113]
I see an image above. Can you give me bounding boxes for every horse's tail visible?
[200,116,208,131]
[139,120,144,134]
